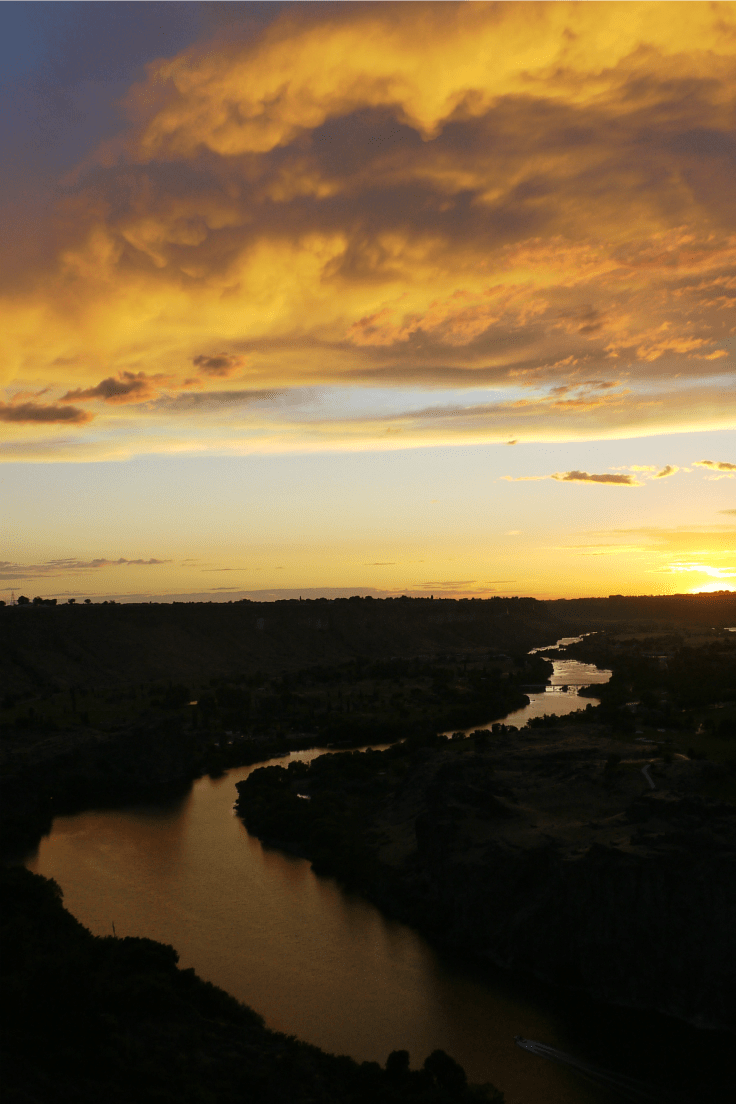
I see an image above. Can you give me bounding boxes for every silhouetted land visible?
[0,648,553,855]
[1,593,735,1102]
[2,592,733,854]
[2,591,733,695]
[1,866,503,1104]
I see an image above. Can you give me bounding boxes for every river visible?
[447,636,612,734]
[22,642,723,1104]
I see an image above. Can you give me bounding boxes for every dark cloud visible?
[0,401,91,423]
[654,465,679,478]
[551,471,641,486]
[62,372,156,404]
[191,354,242,377]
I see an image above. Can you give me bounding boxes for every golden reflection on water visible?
[27,749,606,1104]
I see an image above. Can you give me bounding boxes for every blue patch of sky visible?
[278,386,526,420]
[1,3,199,182]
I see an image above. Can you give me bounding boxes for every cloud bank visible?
[1,1,735,457]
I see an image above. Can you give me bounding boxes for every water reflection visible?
[451,637,612,733]
[27,746,608,1104]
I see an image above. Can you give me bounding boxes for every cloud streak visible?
[0,557,171,581]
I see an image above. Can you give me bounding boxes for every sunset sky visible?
[1,0,734,602]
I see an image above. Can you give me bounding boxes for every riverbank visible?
[1,652,552,859]
[236,724,736,1035]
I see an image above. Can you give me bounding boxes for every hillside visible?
[0,596,560,695]
[2,592,733,695]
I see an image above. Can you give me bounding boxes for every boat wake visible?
[513,1037,695,1104]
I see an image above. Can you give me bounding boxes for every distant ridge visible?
[1,592,734,694]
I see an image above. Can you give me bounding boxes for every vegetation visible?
[554,630,736,797]
[0,653,551,741]
[0,653,552,857]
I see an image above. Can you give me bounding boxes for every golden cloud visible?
[694,459,736,474]
[1,1,736,455]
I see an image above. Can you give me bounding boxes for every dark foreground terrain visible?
[1,866,502,1104]
[2,594,734,1103]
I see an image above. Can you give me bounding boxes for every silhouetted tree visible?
[385,1050,410,1080]
[424,1049,468,1092]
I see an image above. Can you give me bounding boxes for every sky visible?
[1,0,734,602]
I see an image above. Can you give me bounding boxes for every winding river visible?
[23,643,723,1104]
[448,637,612,734]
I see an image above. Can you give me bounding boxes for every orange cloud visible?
[1,1,736,456]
